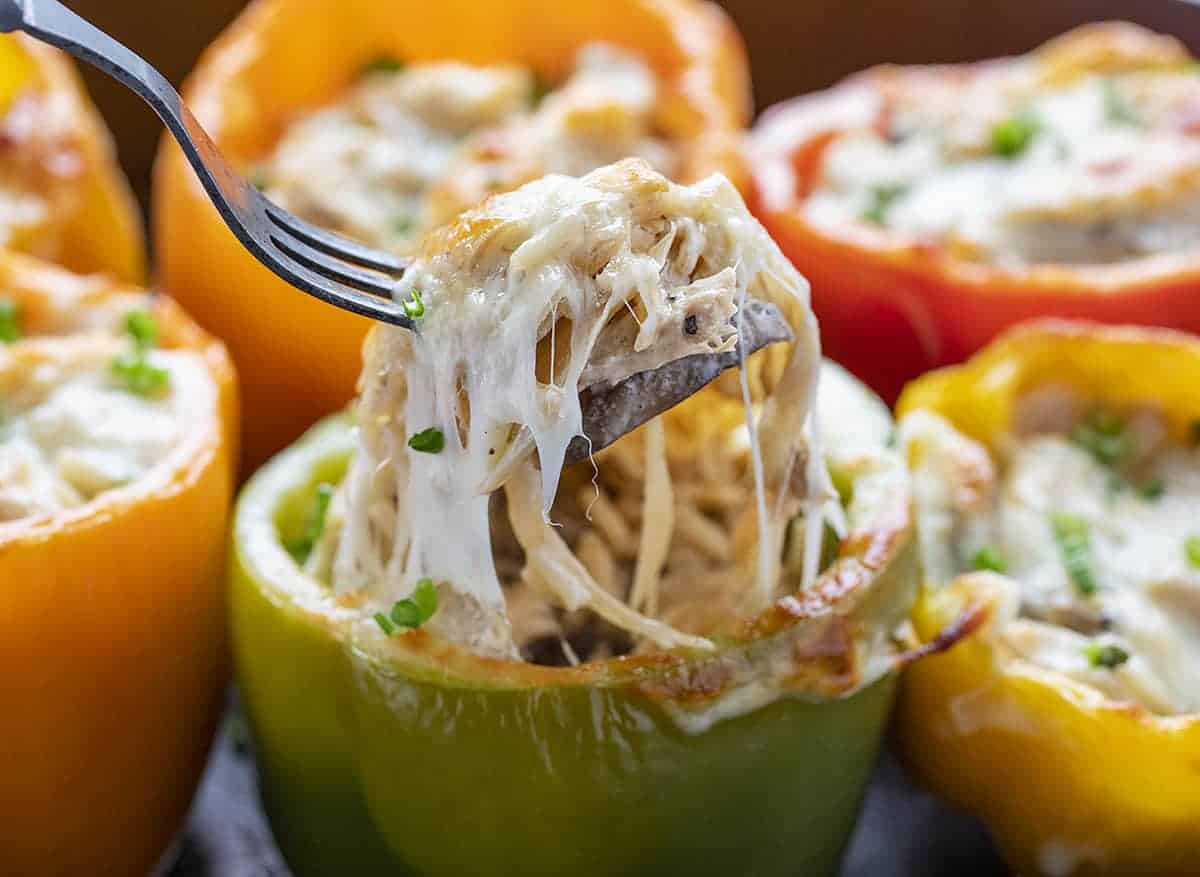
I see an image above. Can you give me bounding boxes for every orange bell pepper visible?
[0,251,237,876]
[0,35,144,282]
[748,23,1200,404]
[152,0,752,473]
[895,320,1200,876]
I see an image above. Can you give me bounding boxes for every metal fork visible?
[0,0,415,328]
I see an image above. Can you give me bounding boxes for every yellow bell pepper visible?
[0,35,144,282]
[152,0,752,473]
[896,320,1200,876]
[0,251,237,876]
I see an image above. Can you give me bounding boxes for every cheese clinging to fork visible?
[320,159,829,659]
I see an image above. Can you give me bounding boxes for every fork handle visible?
[0,0,250,217]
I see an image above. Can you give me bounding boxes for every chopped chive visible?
[1104,472,1126,502]
[1071,407,1133,468]
[286,482,334,563]
[1103,78,1140,126]
[392,214,415,236]
[1138,478,1165,501]
[110,352,170,397]
[530,74,553,107]
[1186,534,1200,569]
[860,183,909,226]
[991,110,1042,158]
[124,308,158,351]
[408,426,444,454]
[0,297,20,342]
[362,55,405,77]
[1082,641,1130,670]
[1051,512,1098,596]
[971,545,1009,574]
[382,577,439,632]
[402,288,425,320]
[884,429,899,450]
[374,612,397,635]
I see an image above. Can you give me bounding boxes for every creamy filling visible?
[256,43,676,252]
[307,160,832,663]
[798,29,1200,265]
[0,333,198,522]
[904,388,1200,714]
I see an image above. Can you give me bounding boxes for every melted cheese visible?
[760,24,1200,266]
[327,159,827,660]
[258,44,675,253]
[904,394,1200,715]
[0,334,200,522]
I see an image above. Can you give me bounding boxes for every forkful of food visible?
[0,0,797,457]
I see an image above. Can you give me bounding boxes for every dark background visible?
[68,0,1200,213]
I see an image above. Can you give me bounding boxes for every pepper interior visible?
[292,158,838,665]
[904,385,1200,714]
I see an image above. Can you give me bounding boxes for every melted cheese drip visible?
[332,160,826,659]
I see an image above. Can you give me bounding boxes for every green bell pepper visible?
[231,364,929,877]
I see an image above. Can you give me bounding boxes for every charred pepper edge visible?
[237,413,943,704]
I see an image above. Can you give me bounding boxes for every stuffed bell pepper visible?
[750,22,1200,403]
[0,251,237,876]
[230,160,975,876]
[896,320,1200,875]
[153,0,752,471]
[0,34,143,281]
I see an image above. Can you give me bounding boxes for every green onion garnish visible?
[1071,407,1133,468]
[972,545,1009,573]
[408,426,444,454]
[362,56,405,77]
[287,482,334,563]
[1186,534,1200,569]
[0,298,21,342]
[402,288,425,320]
[1103,79,1140,126]
[1051,512,1098,596]
[110,353,170,397]
[860,183,909,226]
[991,110,1043,158]
[125,308,158,351]
[374,612,397,635]
[1082,642,1130,669]
[1138,478,1165,501]
[530,74,553,107]
[392,214,415,236]
[380,577,439,633]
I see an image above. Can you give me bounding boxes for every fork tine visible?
[265,249,415,327]
[268,229,399,298]
[261,199,409,276]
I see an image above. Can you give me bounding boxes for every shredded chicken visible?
[315,159,831,661]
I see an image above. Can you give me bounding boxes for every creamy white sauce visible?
[904,397,1200,714]
[259,43,674,252]
[782,46,1200,264]
[0,336,196,521]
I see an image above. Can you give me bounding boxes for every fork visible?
[0,0,416,328]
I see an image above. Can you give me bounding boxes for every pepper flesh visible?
[896,320,1200,876]
[748,23,1200,404]
[0,252,237,876]
[231,360,944,877]
[0,35,144,282]
[152,0,752,473]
